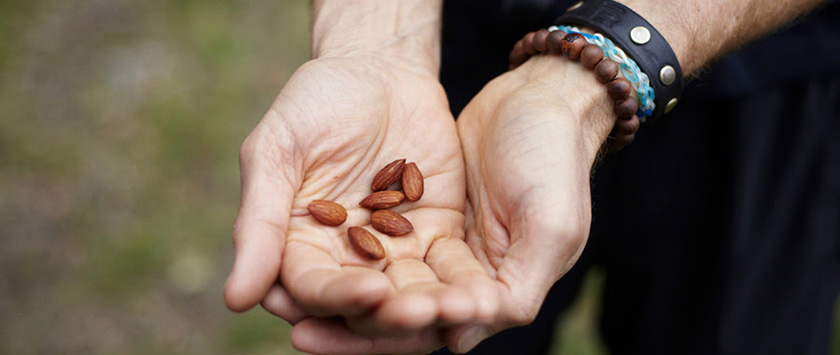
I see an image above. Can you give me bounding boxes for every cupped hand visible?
[224,55,497,353]
[448,55,617,351]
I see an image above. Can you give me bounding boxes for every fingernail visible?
[456,325,490,353]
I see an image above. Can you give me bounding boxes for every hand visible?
[449,55,616,350]
[269,54,619,354]
[224,54,498,353]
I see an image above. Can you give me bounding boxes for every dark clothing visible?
[436,1,840,354]
[441,0,840,111]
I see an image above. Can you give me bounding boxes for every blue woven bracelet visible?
[555,0,684,121]
[552,25,655,119]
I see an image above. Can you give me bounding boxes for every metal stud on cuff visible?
[659,65,676,85]
[556,0,684,120]
[664,98,679,113]
[630,26,650,45]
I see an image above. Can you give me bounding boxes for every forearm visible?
[619,0,827,75]
[311,0,442,76]
[546,0,828,152]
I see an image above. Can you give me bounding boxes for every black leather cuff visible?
[556,0,683,121]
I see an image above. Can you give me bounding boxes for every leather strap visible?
[556,0,683,120]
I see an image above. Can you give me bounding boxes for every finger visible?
[346,259,442,335]
[281,240,393,317]
[426,238,499,323]
[346,288,441,337]
[260,284,309,324]
[385,259,439,290]
[291,317,445,355]
[224,137,297,312]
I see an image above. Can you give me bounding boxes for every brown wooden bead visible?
[615,115,641,135]
[511,40,523,57]
[560,33,587,60]
[607,78,633,103]
[515,42,528,67]
[523,32,537,55]
[614,95,640,119]
[546,30,566,54]
[508,29,643,152]
[533,29,550,53]
[509,40,526,68]
[595,59,619,83]
[607,133,635,152]
[580,44,604,69]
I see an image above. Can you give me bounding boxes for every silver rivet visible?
[664,98,679,114]
[568,1,583,11]
[659,65,676,85]
[630,26,651,45]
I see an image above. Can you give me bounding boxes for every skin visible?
[225,0,498,349]
[226,0,829,353]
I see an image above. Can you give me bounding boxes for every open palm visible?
[225,56,497,353]
[263,56,618,355]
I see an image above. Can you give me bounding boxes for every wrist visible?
[613,0,825,76]
[610,0,697,73]
[311,0,442,77]
[508,56,616,161]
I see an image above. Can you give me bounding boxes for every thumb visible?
[224,137,297,312]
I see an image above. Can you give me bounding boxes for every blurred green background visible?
[0,1,835,354]
[1,0,309,353]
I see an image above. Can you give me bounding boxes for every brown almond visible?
[371,158,406,191]
[307,200,347,226]
[347,226,386,260]
[401,162,424,201]
[370,209,413,236]
[360,190,405,209]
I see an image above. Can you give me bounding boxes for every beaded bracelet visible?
[556,0,683,120]
[552,25,655,118]
[509,28,640,152]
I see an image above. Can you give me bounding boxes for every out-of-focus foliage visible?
[1,1,308,353]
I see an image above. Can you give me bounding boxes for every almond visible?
[401,162,424,201]
[370,209,413,236]
[347,226,386,260]
[359,190,405,209]
[307,200,347,226]
[371,158,406,191]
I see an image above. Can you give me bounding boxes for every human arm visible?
[310,0,441,75]
[241,0,830,353]
[447,0,831,350]
[223,0,498,351]
[624,0,827,75]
